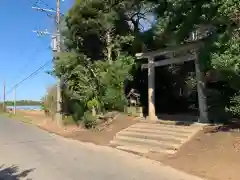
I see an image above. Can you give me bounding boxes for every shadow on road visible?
[0,165,34,180]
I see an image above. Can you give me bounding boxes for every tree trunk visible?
[106,30,112,64]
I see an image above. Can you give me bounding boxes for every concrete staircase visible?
[110,122,203,155]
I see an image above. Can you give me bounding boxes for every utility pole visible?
[13,87,16,115]
[3,79,6,112]
[32,0,63,125]
[55,0,63,126]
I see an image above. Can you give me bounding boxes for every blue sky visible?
[0,0,74,101]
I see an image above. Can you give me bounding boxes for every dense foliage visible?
[41,85,57,118]
[4,100,42,106]
[49,0,240,125]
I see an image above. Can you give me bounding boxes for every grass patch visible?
[0,112,9,117]
[0,112,33,124]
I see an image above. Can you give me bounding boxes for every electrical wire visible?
[26,0,64,16]
[26,0,38,6]
[26,0,56,18]
[37,0,65,16]
[26,0,53,9]
[10,41,50,84]
[7,1,62,98]
[7,1,54,94]
[37,0,56,11]
[19,46,50,73]
[6,59,53,96]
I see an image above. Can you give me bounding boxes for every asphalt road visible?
[0,117,203,180]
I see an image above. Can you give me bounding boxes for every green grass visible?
[0,112,33,124]
[0,112,10,117]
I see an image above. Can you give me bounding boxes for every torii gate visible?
[136,41,208,123]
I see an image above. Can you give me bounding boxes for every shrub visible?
[99,55,134,112]
[63,115,77,125]
[42,85,57,118]
[228,93,240,117]
[71,101,85,122]
[102,88,127,111]
[82,111,97,129]
[207,89,229,123]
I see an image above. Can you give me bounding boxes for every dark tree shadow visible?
[0,165,34,180]
[157,114,198,126]
[205,119,240,133]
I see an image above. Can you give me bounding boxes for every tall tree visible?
[52,0,240,121]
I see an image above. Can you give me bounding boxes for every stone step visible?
[116,131,185,143]
[139,119,198,126]
[130,123,197,133]
[111,121,204,155]
[124,127,190,138]
[116,145,149,154]
[113,136,180,150]
[111,141,176,154]
[133,122,199,130]
[126,126,192,136]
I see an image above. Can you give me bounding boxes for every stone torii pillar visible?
[136,41,209,123]
[147,57,158,121]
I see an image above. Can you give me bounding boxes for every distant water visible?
[7,105,41,111]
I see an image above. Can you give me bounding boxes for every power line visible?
[37,0,56,11]
[6,59,52,96]
[26,0,53,9]
[27,0,64,16]
[5,1,53,93]
[19,46,49,72]
[31,0,63,123]
[26,0,58,17]
[37,0,65,16]
[10,42,50,84]
[26,0,39,6]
